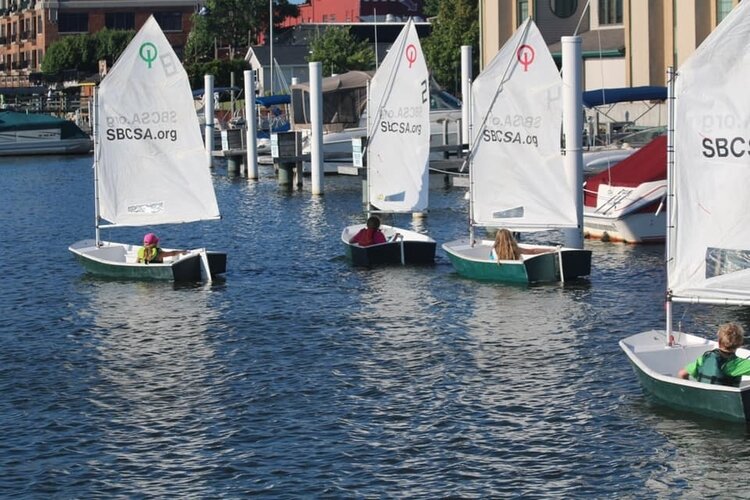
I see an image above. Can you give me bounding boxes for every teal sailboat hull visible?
[442,239,591,284]
[620,330,750,422]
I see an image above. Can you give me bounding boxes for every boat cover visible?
[582,86,667,107]
[583,135,666,207]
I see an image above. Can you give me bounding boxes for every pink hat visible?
[143,233,159,245]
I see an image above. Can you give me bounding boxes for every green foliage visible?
[184,13,215,63]
[184,58,250,89]
[423,0,442,17]
[185,0,299,63]
[307,26,375,75]
[423,0,479,95]
[41,29,135,75]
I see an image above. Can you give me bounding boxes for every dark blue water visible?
[2,154,750,498]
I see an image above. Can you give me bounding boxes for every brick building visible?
[0,0,201,87]
[281,0,426,26]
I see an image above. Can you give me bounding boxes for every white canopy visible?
[470,18,576,231]
[96,16,220,227]
[366,18,430,213]
[670,0,750,302]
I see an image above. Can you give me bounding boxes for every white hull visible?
[0,132,92,156]
[583,209,665,243]
[300,109,461,164]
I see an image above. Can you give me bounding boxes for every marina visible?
[3,153,750,496]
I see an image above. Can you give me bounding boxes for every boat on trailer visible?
[620,1,750,422]
[69,16,226,282]
[341,19,436,266]
[442,18,591,284]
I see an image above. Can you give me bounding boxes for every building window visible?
[517,0,529,25]
[599,0,622,25]
[550,0,577,18]
[37,15,42,34]
[717,0,733,23]
[105,12,135,30]
[154,12,182,32]
[58,13,88,33]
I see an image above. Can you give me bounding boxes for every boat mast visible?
[93,86,102,246]
[366,79,371,217]
[665,65,675,345]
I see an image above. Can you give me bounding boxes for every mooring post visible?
[204,74,214,167]
[244,69,259,180]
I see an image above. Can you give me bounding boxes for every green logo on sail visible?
[139,42,158,69]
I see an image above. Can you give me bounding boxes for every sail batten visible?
[367,19,430,213]
[470,18,576,230]
[96,16,220,228]
[670,0,750,301]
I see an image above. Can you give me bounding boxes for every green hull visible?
[445,251,532,283]
[620,331,750,422]
[442,239,591,284]
[627,358,750,422]
[74,252,176,280]
[70,240,226,281]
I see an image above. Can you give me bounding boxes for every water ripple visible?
[2,157,749,497]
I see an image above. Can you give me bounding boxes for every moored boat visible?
[0,110,92,156]
[583,134,667,243]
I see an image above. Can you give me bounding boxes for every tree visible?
[41,29,135,75]
[185,0,299,63]
[423,0,442,17]
[307,26,375,75]
[423,0,479,96]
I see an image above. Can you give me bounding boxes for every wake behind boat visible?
[69,16,226,282]
[341,18,436,267]
[621,1,750,421]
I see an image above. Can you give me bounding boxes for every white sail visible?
[96,16,220,227]
[470,19,574,231]
[670,0,750,302]
[367,19,430,212]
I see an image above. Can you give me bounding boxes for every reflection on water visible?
[79,280,225,495]
[7,156,750,496]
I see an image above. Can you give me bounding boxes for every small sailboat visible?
[442,19,591,283]
[620,1,750,421]
[342,18,436,266]
[69,17,226,281]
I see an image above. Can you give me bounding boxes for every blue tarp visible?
[582,86,667,107]
[256,94,291,106]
